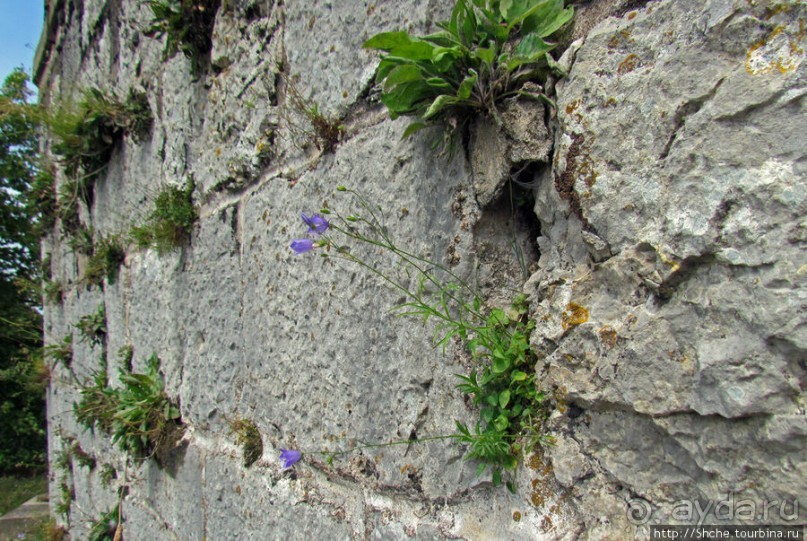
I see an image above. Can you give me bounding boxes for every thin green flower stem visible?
[328,203,481,319]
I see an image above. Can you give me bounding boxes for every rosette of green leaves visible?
[363,0,573,137]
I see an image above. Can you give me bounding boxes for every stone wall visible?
[36,0,805,539]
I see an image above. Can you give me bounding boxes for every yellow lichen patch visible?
[745,25,805,75]
[565,99,581,115]
[617,53,641,75]
[513,510,522,522]
[598,325,618,349]
[561,302,589,331]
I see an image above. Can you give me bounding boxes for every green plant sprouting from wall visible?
[230,418,263,468]
[75,305,107,348]
[74,353,185,466]
[84,234,126,287]
[45,334,73,369]
[48,88,152,186]
[130,181,198,253]
[145,0,222,66]
[87,504,121,541]
[363,0,573,137]
[281,74,345,154]
[288,188,550,486]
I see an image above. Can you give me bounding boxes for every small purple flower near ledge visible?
[290,238,315,254]
[301,212,329,235]
[279,449,301,468]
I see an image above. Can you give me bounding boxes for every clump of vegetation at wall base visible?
[88,504,121,541]
[84,235,126,286]
[363,0,573,136]
[75,354,185,466]
[230,418,263,467]
[48,88,152,185]
[37,518,69,541]
[130,181,197,253]
[75,305,106,348]
[146,0,222,64]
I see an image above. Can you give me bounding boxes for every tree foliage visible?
[0,68,47,473]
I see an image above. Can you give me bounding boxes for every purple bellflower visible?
[290,238,315,254]
[279,449,302,468]
[301,213,329,235]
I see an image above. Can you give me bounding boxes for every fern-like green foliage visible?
[363,0,573,136]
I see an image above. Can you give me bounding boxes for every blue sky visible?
[0,1,45,86]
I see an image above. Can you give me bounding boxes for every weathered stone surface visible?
[36,0,806,538]
[531,0,807,534]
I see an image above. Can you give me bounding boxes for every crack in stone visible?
[659,77,725,160]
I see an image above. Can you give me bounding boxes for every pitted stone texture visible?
[530,0,807,533]
[283,0,453,117]
[238,120,478,499]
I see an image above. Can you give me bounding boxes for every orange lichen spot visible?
[627,11,638,20]
[599,326,618,349]
[528,452,545,471]
[617,53,641,75]
[561,303,589,331]
[565,99,581,115]
[608,29,634,50]
[745,25,804,75]
[541,514,554,531]
[530,477,553,509]
[513,511,522,522]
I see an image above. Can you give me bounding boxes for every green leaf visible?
[457,69,478,100]
[476,462,488,477]
[474,46,496,66]
[525,3,574,38]
[492,353,510,374]
[508,34,552,70]
[401,121,429,139]
[492,468,502,486]
[383,64,425,89]
[498,389,511,409]
[494,414,509,432]
[369,32,437,61]
[511,370,528,382]
[424,95,460,119]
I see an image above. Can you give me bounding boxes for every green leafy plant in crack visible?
[280,74,345,153]
[229,418,263,468]
[145,0,222,64]
[45,334,73,369]
[43,279,64,305]
[48,88,152,185]
[363,0,573,137]
[75,305,107,348]
[130,181,198,253]
[75,354,185,464]
[84,234,126,287]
